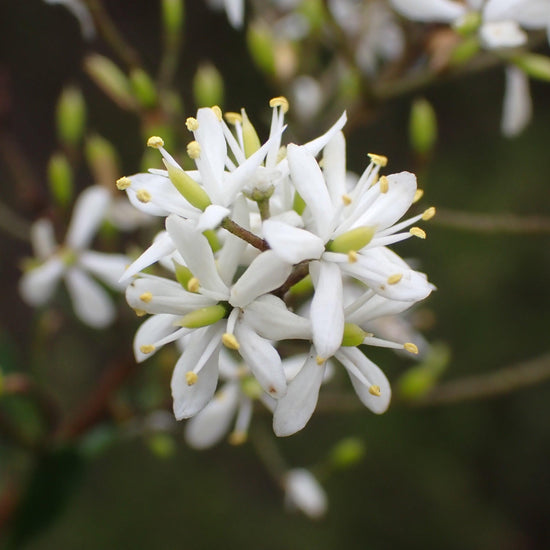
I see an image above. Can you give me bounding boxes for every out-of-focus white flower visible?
[284,469,328,519]
[19,186,129,328]
[205,0,244,29]
[501,64,533,137]
[44,0,95,40]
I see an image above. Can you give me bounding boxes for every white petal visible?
[235,321,287,398]
[273,352,325,437]
[65,268,115,328]
[66,186,110,249]
[501,65,532,137]
[284,469,328,519]
[45,0,96,40]
[310,261,344,360]
[302,111,347,157]
[19,258,64,306]
[336,347,391,414]
[263,220,324,264]
[196,204,230,231]
[171,325,222,419]
[79,251,130,289]
[390,0,466,22]
[287,144,335,241]
[223,0,244,28]
[30,219,57,259]
[323,131,347,207]
[133,313,181,362]
[229,250,292,307]
[243,295,312,340]
[166,215,228,299]
[479,20,527,49]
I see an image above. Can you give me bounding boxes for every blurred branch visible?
[432,208,550,234]
[0,200,31,242]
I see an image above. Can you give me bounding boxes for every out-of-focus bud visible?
[85,134,119,187]
[240,109,261,158]
[338,68,360,101]
[449,36,480,66]
[298,0,326,32]
[453,11,481,36]
[512,54,550,82]
[84,55,137,110]
[284,469,328,519]
[247,22,276,76]
[409,98,438,155]
[192,63,224,108]
[56,86,86,147]
[48,152,73,207]
[146,433,176,458]
[130,68,158,108]
[397,343,450,400]
[162,0,184,38]
[329,437,366,469]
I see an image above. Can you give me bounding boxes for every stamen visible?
[140,344,156,354]
[211,105,222,121]
[368,153,388,167]
[348,250,358,263]
[116,176,131,190]
[185,371,198,385]
[136,189,152,203]
[224,112,242,125]
[368,385,381,396]
[133,309,147,317]
[139,291,153,303]
[413,189,424,203]
[404,342,419,354]
[187,141,201,159]
[387,273,403,285]
[316,356,325,365]
[269,96,289,113]
[342,194,352,205]
[187,277,200,293]
[222,333,240,350]
[410,227,426,239]
[147,136,164,149]
[379,175,389,193]
[228,431,247,445]
[422,206,436,220]
[185,117,199,131]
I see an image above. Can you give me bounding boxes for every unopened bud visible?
[246,23,276,75]
[327,226,375,254]
[193,63,224,108]
[164,161,211,211]
[56,86,86,146]
[130,68,158,108]
[410,98,438,155]
[162,0,184,38]
[48,152,73,207]
[85,134,119,186]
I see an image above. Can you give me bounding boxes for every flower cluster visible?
[118,97,435,440]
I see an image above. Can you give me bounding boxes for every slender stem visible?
[432,208,550,234]
[0,201,31,242]
[220,218,269,251]
[273,262,310,298]
[257,198,271,221]
[250,421,288,488]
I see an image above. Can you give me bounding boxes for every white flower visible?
[205,0,244,29]
[284,469,328,519]
[19,186,129,328]
[43,0,95,40]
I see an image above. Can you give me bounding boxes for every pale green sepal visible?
[202,229,221,252]
[172,260,193,288]
[165,161,211,211]
[241,109,261,158]
[176,304,227,328]
[341,323,367,347]
[327,226,375,253]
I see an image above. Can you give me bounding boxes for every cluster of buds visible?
[117,97,435,442]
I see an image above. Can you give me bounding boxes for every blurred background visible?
[0,1,549,548]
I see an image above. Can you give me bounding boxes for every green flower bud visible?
[173,260,193,288]
[176,304,227,328]
[329,437,366,469]
[241,109,261,158]
[327,226,375,254]
[293,191,306,215]
[289,273,313,296]
[247,23,276,76]
[203,229,221,252]
[512,54,550,82]
[130,68,158,108]
[409,98,438,155]
[56,86,86,146]
[450,36,480,66]
[85,134,119,186]
[453,11,482,36]
[192,63,224,108]
[341,323,367,347]
[165,162,211,211]
[162,0,184,37]
[48,153,73,207]
[84,55,136,110]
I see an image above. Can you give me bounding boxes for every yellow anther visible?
[211,105,222,121]
[139,291,153,303]
[185,117,199,131]
[134,309,147,317]
[140,344,156,354]
[147,136,164,149]
[368,385,381,396]
[228,431,247,445]
[185,371,198,386]
[413,189,424,203]
[422,206,436,221]
[410,227,426,239]
[348,250,358,263]
[187,277,200,293]
[387,273,403,285]
[222,333,240,350]
[136,189,152,203]
[379,175,389,193]
[316,356,325,365]
[187,140,201,159]
[269,96,289,113]
[224,112,242,125]
[368,153,388,167]
[404,342,419,354]
[116,176,131,190]
[342,194,352,205]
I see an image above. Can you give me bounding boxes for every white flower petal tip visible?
[284,469,328,519]
[262,220,324,264]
